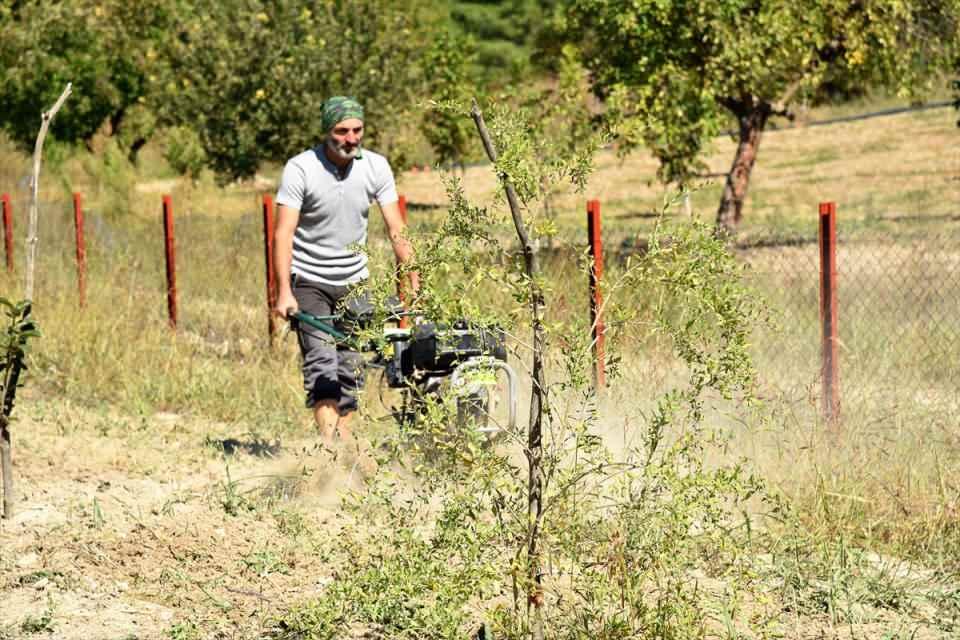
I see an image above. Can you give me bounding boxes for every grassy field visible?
[0,98,958,638]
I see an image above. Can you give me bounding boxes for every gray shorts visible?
[292,275,365,415]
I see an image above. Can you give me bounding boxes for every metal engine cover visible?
[402,321,506,376]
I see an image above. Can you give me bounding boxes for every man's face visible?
[326,118,364,161]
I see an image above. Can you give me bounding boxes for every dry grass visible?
[394,105,959,244]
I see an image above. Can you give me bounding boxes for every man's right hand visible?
[274,291,299,319]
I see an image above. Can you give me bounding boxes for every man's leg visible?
[313,399,340,445]
[293,276,343,447]
[335,409,355,442]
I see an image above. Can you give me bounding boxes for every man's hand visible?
[274,290,299,319]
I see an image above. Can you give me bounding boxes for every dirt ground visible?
[0,391,364,639]
[2,390,957,639]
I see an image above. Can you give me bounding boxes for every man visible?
[273,96,417,448]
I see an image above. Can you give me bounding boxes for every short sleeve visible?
[276,160,306,210]
[373,157,398,207]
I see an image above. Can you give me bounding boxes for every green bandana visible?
[321,96,364,132]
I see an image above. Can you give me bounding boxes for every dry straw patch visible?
[397,106,959,242]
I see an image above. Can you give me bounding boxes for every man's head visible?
[322,96,364,163]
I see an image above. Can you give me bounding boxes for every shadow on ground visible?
[207,437,282,457]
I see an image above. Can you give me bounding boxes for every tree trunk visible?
[1,355,25,519]
[470,100,547,640]
[715,102,770,233]
[128,137,147,165]
[1,415,12,518]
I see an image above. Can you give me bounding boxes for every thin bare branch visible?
[3,82,71,520]
[26,82,72,301]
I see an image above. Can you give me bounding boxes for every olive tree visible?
[422,30,479,172]
[558,0,960,232]
[152,0,444,180]
[0,0,177,160]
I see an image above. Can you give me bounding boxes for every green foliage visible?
[0,0,175,154]
[241,545,291,578]
[481,96,598,210]
[0,0,454,178]
[448,0,557,80]
[75,138,138,215]
[622,212,761,405]
[166,620,200,640]
[273,486,504,640]
[162,126,208,179]
[558,0,960,183]
[115,103,158,162]
[519,45,604,235]
[759,532,960,629]
[422,31,480,169]
[0,299,39,418]
[540,46,599,173]
[274,213,769,635]
[151,0,443,180]
[19,605,54,634]
[218,458,258,517]
[377,93,601,335]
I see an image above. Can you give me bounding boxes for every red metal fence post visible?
[262,194,277,343]
[1,194,12,274]
[397,195,410,329]
[72,193,86,308]
[587,199,606,388]
[818,201,840,423]
[162,195,178,329]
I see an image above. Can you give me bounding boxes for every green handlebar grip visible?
[290,311,347,341]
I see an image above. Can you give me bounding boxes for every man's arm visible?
[380,200,420,296]
[273,204,301,317]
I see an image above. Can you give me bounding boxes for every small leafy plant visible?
[0,298,40,518]
[19,603,55,634]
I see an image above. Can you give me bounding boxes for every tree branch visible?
[469,100,536,263]
[26,82,72,301]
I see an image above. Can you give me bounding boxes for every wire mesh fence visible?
[741,220,960,420]
[0,194,272,333]
[2,192,958,422]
